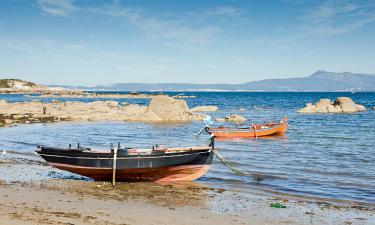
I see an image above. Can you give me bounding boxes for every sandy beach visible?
[0,155,374,225]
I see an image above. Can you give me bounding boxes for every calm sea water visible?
[1,92,374,204]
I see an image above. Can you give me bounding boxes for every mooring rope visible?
[211,148,248,176]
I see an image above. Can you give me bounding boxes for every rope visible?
[212,148,248,176]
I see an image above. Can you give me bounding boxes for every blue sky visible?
[0,0,374,85]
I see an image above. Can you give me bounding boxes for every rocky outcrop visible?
[215,118,226,123]
[145,96,203,121]
[298,97,366,113]
[0,96,206,126]
[190,106,218,112]
[225,114,247,122]
[215,114,247,123]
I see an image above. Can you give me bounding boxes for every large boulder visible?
[146,96,190,121]
[298,97,366,114]
[334,97,355,105]
[334,97,357,113]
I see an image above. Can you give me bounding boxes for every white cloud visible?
[261,0,375,50]
[37,0,76,16]
[301,1,375,36]
[34,1,252,49]
[204,6,243,18]
[85,2,221,46]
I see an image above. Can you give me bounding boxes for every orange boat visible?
[203,115,287,138]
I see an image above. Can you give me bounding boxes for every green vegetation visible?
[0,79,37,88]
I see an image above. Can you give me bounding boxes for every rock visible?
[225,114,247,122]
[190,106,218,112]
[334,97,355,106]
[373,106,375,110]
[334,97,358,113]
[326,105,335,113]
[297,103,317,113]
[316,99,331,107]
[12,114,25,120]
[146,96,189,121]
[355,104,366,112]
[328,105,343,113]
[298,97,366,114]
[0,96,205,125]
[334,105,343,113]
[4,119,13,124]
[215,118,225,123]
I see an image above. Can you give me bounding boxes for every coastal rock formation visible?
[0,96,206,126]
[225,114,247,122]
[214,114,247,123]
[298,97,366,113]
[146,95,202,121]
[215,118,226,123]
[190,106,218,112]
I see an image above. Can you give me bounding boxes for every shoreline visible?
[1,153,374,224]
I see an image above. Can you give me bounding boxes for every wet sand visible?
[0,154,374,225]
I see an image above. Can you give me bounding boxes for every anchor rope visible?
[211,148,248,176]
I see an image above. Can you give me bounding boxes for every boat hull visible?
[49,163,210,182]
[207,122,287,138]
[37,148,213,182]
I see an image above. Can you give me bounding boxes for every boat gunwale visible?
[36,149,212,160]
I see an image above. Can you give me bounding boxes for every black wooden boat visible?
[36,137,214,182]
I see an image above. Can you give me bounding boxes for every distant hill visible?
[74,71,375,92]
[237,71,375,91]
[0,78,78,94]
[0,79,39,89]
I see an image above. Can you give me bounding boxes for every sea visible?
[0,92,374,204]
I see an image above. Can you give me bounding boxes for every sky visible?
[0,0,375,85]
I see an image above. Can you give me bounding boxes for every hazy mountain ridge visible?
[50,71,375,92]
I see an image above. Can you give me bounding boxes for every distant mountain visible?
[50,71,375,92]
[237,71,375,91]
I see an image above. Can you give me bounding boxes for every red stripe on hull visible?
[50,163,210,182]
